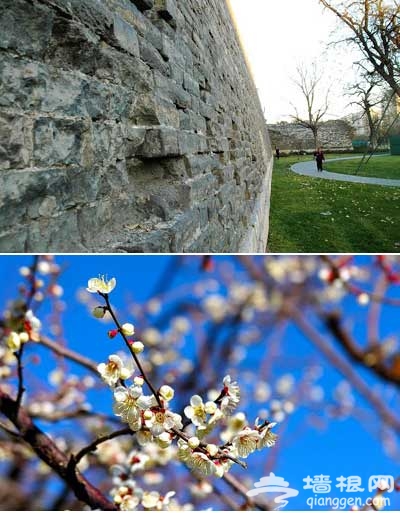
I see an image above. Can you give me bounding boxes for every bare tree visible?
[319,0,400,97]
[291,63,330,149]
[347,75,383,146]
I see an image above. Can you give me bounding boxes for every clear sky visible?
[229,0,360,123]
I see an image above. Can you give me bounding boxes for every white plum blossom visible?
[97,355,133,386]
[127,450,149,474]
[131,341,144,354]
[231,427,261,458]
[157,432,172,449]
[186,450,217,476]
[159,385,174,402]
[111,465,138,489]
[113,385,155,430]
[189,480,213,499]
[220,412,248,443]
[25,309,42,332]
[206,444,218,457]
[6,331,22,352]
[120,494,140,511]
[142,490,175,510]
[188,437,200,449]
[257,421,278,449]
[144,408,183,436]
[202,294,227,322]
[184,395,217,428]
[121,323,135,336]
[87,276,116,294]
[137,429,154,447]
[196,407,224,438]
[220,375,240,414]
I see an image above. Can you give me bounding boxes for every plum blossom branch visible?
[86,274,278,509]
[73,427,133,466]
[100,291,162,406]
[319,255,400,306]
[97,286,252,469]
[15,256,39,414]
[0,389,117,510]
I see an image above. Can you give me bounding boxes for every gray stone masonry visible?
[0,0,273,252]
[267,120,354,152]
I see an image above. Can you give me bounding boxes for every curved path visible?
[291,154,400,187]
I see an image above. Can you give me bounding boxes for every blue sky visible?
[0,255,399,511]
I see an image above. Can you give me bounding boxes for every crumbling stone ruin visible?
[0,0,273,252]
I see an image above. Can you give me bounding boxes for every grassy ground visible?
[324,155,400,180]
[268,154,400,253]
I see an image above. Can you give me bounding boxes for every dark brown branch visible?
[15,256,40,414]
[0,389,117,510]
[101,293,162,406]
[324,311,400,386]
[73,427,132,466]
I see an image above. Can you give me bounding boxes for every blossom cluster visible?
[88,275,278,509]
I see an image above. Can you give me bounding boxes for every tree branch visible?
[0,390,117,510]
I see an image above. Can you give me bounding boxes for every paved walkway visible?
[291,154,400,187]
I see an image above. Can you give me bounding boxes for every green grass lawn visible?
[324,155,400,180]
[268,154,400,253]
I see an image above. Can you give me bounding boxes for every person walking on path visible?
[275,147,280,160]
[314,147,325,172]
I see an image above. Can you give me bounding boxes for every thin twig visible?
[38,335,99,375]
[73,427,132,466]
[101,293,162,406]
[15,256,39,414]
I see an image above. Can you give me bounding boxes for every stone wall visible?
[267,120,354,152]
[0,0,272,252]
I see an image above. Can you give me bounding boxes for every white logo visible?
[246,473,299,510]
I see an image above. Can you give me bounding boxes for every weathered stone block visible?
[0,229,27,252]
[44,17,100,75]
[130,94,179,127]
[113,15,140,57]
[178,131,204,155]
[0,57,43,111]
[0,113,32,170]
[137,127,180,157]
[183,72,200,97]
[154,72,192,109]
[125,127,147,157]
[0,0,53,57]
[95,46,154,91]
[26,211,88,253]
[33,118,90,167]
[139,37,170,74]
